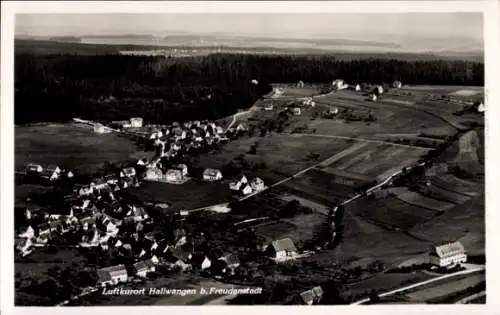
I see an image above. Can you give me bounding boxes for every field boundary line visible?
[455,291,486,304]
[351,267,485,305]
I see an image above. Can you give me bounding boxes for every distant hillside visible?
[14,39,484,62]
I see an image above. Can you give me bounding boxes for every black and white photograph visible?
[1,0,498,311]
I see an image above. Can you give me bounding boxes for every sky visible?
[15,13,483,42]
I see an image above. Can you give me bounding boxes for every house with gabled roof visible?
[429,241,467,267]
[203,168,223,182]
[25,163,43,175]
[18,226,35,239]
[266,238,298,262]
[97,264,128,287]
[133,259,156,277]
[41,165,61,181]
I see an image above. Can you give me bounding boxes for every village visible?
[14,78,485,306]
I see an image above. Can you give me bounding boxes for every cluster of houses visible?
[25,163,72,182]
[144,163,189,184]
[229,175,266,196]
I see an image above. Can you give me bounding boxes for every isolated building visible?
[264,103,274,111]
[429,241,467,267]
[355,84,361,91]
[97,264,128,287]
[130,117,143,128]
[297,80,305,88]
[267,238,298,262]
[332,79,348,90]
[375,85,384,95]
[251,79,259,85]
[299,286,324,305]
[476,101,485,113]
[203,168,223,181]
[370,94,378,102]
[293,107,302,116]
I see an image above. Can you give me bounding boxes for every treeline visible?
[15,53,483,124]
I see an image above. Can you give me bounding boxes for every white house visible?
[165,169,184,183]
[130,117,143,128]
[264,103,274,111]
[297,80,305,88]
[329,107,339,115]
[429,241,467,267]
[477,101,485,113]
[370,93,378,102]
[376,85,384,95]
[97,265,128,287]
[120,167,136,179]
[251,177,265,191]
[251,79,259,85]
[355,84,361,91]
[144,167,163,181]
[242,184,253,195]
[267,238,298,262]
[134,260,156,278]
[201,256,212,270]
[292,107,302,116]
[203,169,223,181]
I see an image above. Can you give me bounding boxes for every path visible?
[350,266,485,305]
[455,291,485,304]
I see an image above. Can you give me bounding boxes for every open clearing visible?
[388,187,455,212]
[449,90,481,96]
[15,123,153,174]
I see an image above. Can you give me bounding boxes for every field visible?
[388,187,455,212]
[194,133,353,183]
[126,180,234,211]
[15,123,154,174]
[404,273,485,302]
[253,220,298,241]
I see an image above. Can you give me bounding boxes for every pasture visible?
[194,133,353,182]
[15,123,154,175]
[388,187,455,212]
[126,180,234,211]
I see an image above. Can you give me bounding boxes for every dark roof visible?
[133,259,155,271]
[169,247,192,262]
[220,254,240,266]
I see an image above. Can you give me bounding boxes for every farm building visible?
[165,169,184,183]
[130,117,143,128]
[242,184,253,195]
[297,80,305,88]
[97,264,128,287]
[392,81,403,89]
[133,259,156,277]
[292,107,302,116]
[94,123,112,134]
[25,163,43,174]
[266,238,298,262]
[203,168,223,181]
[355,84,361,91]
[251,177,265,191]
[429,241,467,267]
[41,165,61,181]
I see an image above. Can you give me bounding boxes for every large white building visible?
[429,241,467,267]
[130,117,143,128]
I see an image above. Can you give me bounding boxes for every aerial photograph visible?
[14,12,485,306]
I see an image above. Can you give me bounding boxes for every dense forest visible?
[15,53,483,124]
